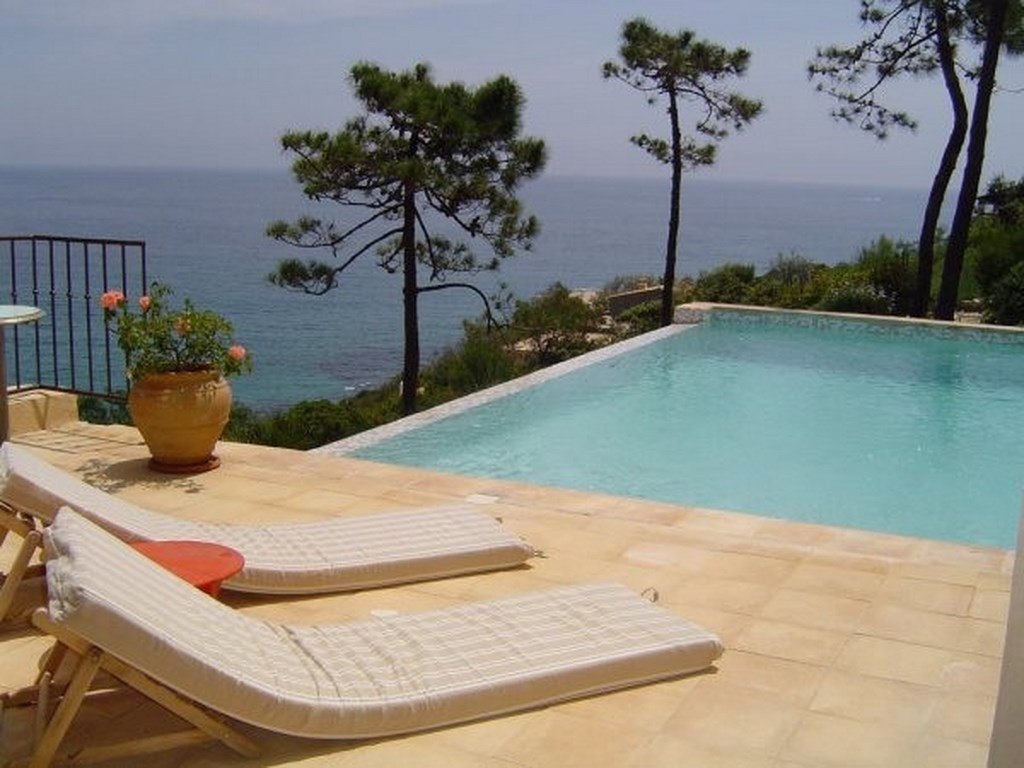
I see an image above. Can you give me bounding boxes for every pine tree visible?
[604,18,762,326]
[268,63,546,414]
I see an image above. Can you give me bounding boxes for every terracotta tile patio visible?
[0,422,1013,767]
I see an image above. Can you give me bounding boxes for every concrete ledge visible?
[607,286,662,317]
[6,390,79,435]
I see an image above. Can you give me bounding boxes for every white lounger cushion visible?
[45,510,724,738]
[1,443,532,593]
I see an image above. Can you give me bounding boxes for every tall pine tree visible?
[604,18,762,326]
[268,63,546,414]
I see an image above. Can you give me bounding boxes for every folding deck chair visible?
[0,443,533,622]
[3,510,723,766]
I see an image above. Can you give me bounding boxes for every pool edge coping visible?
[679,301,1024,340]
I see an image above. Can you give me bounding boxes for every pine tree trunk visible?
[913,4,967,318]
[401,176,420,416]
[661,92,682,327]
[935,0,1009,320]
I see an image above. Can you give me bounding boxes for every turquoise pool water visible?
[353,311,1024,548]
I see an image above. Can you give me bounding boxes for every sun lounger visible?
[5,510,723,766]
[0,443,533,610]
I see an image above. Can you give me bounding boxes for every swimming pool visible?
[331,308,1024,548]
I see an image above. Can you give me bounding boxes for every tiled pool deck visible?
[0,422,1013,767]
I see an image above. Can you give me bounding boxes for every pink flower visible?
[138,295,151,312]
[228,344,247,361]
[100,290,124,311]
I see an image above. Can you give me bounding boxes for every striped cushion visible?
[45,510,724,738]
[1,443,533,593]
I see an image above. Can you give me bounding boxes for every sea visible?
[0,166,940,411]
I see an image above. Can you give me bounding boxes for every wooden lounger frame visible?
[0,502,45,626]
[1,609,260,767]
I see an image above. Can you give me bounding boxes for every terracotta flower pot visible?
[128,369,232,473]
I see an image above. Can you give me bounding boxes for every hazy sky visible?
[3,0,1023,189]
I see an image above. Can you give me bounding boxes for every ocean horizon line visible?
[0,163,930,195]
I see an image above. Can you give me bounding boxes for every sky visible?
[2,0,1023,189]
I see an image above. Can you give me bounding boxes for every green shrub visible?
[616,300,662,334]
[674,277,696,305]
[508,282,600,365]
[764,253,819,285]
[691,263,756,304]
[972,220,1023,294]
[969,194,1024,324]
[225,388,402,450]
[418,327,521,407]
[854,236,917,315]
[750,254,828,308]
[982,261,1024,325]
[814,277,891,315]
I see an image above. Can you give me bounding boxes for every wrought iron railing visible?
[1,235,148,400]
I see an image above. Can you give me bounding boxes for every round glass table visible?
[0,305,45,441]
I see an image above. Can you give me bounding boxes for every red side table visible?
[130,540,245,597]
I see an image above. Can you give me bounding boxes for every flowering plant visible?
[101,282,251,379]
